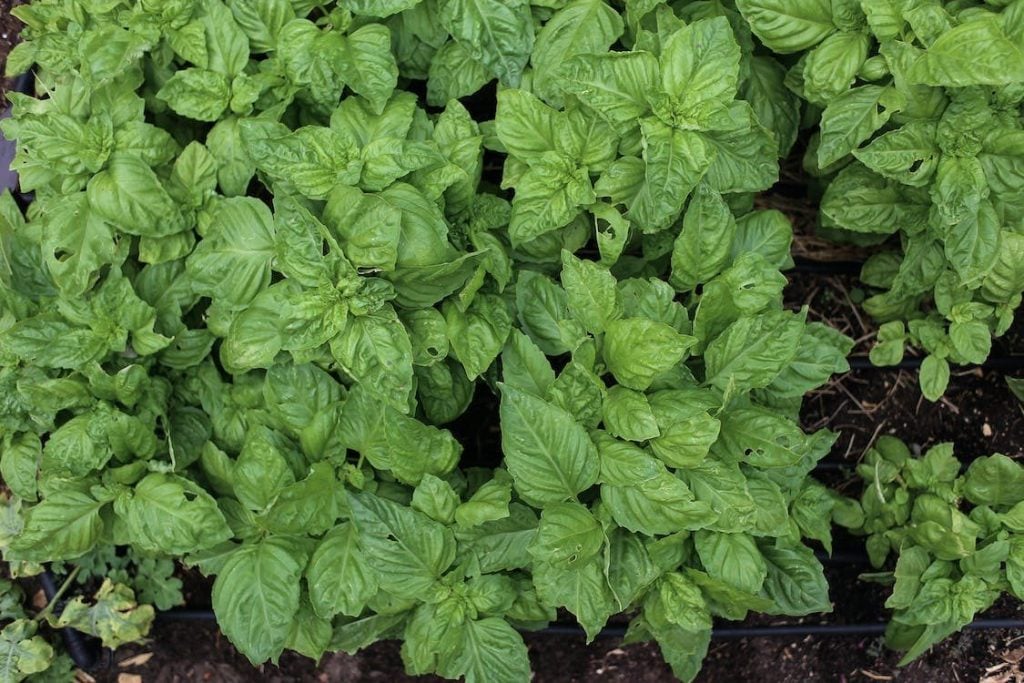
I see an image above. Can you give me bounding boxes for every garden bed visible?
[70,262,1024,682]
[3,2,1024,682]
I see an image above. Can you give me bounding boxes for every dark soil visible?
[0,1,22,100]
[5,11,1024,683]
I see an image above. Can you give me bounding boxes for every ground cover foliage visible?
[0,0,1023,681]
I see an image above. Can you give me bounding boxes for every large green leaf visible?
[212,538,305,664]
[499,384,600,506]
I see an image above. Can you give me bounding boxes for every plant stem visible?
[34,566,81,623]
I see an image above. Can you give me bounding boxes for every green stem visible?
[34,566,81,623]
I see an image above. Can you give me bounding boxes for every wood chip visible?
[119,653,154,668]
[74,672,97,683]
[857,670,893,681]
[117,674,143,683]
[31,589,47,610]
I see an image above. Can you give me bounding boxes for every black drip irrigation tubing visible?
[790,258,863,276]
[541,619,1024,639]
[848,355,1024,372]
[153,608,1024,640]
[40,571,106,671]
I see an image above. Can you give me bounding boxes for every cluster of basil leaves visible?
[836,437,1024,664]
[11,0,1020,681]
[735,0,1024,400]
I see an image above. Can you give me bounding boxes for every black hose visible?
[845,355,1024,372]
[155,607,1023,641]
[790,259,863,276]
[11,71,33,97]
[155,608,219,622]
[39,571,104,671]
[539,618,1024,639]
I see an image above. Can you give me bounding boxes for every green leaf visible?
[188,197,276,306]
[715,407,808,468]
[670,184,737,292]
[736,0,835,53]
[87,156,187,237]
[963,454,1024,507]
[560,250,621,334]
[677,458,755,533]
[9,489,105,561]
[821,163,929,235]
[306,523,379,619]
[854,122,939,187]
[344,24,400,113]
[115,473,231,555]
[0,620,54,682]
[427,42,492,107]
[440,0,534,86]
[758,541,832,616]
[38,195,120,297]
[212,538,304,664]
[444,294,512,379]
[442,618,531,683]
[260,462,340,535]
[599,436,717,535]
[694,531,767,594]
[157,68,231,121]
[564,51,658,128]
[348,491,456,599]
[455,475,512,529]
[501,329,556,397]
[531,0,623,106]
[499,384,600,506]
[801,30,870,104]
[742,56,800,156]
[907,18,1024,86]
[629,120,710,232]
[944,202,1000,285]
[330,308,415,413]
[229,0,294,51]
[0,434,39,502]
[660,17,740,120]
[704,311,804,393]
[818,86,903,167]
[919,354,950,402]
[246,126,362,200]
[284,601,332,662]
[700,102,779,194]
[602,386,660,442]
[515,271,586,355]
[455,503,538,574]
[233,427,295,512]
[336,385,461,484]
[605,529,659,609]
[529,502,604,568]
[533,556,616,641]
[603,318,696,391]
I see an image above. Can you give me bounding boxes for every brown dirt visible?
[0,1,23,100]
